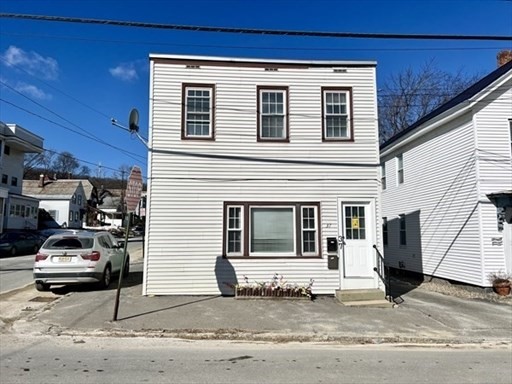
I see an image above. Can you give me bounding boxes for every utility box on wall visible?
[327,237,338,253]
[327,237,339,270]
[328,255,339,270]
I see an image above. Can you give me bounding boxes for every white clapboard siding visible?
[381,113,483,285]
[474,79,512,281]
[145,56,380,295]
[381,66,512,287]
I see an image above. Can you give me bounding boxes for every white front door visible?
[341,202,374,278]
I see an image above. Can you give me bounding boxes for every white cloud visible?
[1,45,59,81]
[109,63,139,82]
[15,82,52,100]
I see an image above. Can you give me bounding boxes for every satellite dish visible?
[128,108,139,133]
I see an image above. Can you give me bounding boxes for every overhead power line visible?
[1,13,511,41]
[1,31,509,52]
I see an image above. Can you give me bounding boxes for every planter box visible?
[235,286,312,300]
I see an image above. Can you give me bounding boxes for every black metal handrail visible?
[373,244,392,302]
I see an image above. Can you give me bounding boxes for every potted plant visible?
[488,271,512,296]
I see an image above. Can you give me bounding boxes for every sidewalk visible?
[11,259,512,346]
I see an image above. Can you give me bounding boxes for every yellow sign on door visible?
[351,218,360,229]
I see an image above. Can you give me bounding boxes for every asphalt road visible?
[1,334,511,384]
[0,238,143,293]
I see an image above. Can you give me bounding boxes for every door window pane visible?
[345,206,366,240]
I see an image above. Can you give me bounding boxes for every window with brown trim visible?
[181,83,215,140]
[223,202,321,257]
[257,86,289,142]
[321,87,353,141]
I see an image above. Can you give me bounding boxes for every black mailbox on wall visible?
[327,237,338,253]
[328,255,339,270]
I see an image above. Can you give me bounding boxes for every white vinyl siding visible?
[381,70,512,287]
[146,57,380,295]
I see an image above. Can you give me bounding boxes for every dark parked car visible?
[0,232,44,257]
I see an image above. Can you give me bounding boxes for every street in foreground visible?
[1,334,511,384]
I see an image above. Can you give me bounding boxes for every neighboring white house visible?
[144,54,382,296]
[0,122,44,232]
[380,58,512,288]
[23,178,86,229]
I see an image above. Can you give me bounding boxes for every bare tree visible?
[23,150,56,178]
[53,151,80,179]
[78,165,91,178]
[378,60,479,143]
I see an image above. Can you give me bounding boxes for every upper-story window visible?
[72,194,77,204]
[78,195,82,206]
[1,174,7,184]
[182,84,215,140]
[257,86,289,142]
[11,176,17,187]
[322,87,353,141]
[397,154,404,184]
[4,145,10,155]
[381,163,387,190]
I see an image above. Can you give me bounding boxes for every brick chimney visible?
[39,174,45,187]
[497,50,512,67]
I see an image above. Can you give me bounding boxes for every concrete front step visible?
[335,288,386,302]
[340,299,395,308]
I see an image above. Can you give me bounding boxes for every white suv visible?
[33,231,129,291]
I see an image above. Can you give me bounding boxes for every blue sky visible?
[1,0,511,181]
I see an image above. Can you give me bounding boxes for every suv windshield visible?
[45,238,94,249]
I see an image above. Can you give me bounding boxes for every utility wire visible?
[1,31,509,52]
[1,13,511,41]
[0,56,112,121]
[0,97,147,162]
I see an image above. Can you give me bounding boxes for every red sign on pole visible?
[125,166,143,213]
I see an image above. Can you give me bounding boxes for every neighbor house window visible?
[322,87,353,141]
[223,202,320,257]
[78,195,82,205]
[509,120,512,153]
[75,211,79,222]
[72,194,76,204]
[182,84,215,139]
[397,154,404,184]
[69,211,74,222]
[381,163,387,190]
[399,214,407,246]
[382,217,388,246]
[1,174,7,184]
[257,86,289,141]
[4,145,10,155]
[11,176,17,187]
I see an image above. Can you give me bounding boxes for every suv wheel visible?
[35,282,50,292]
[99,265,112,289]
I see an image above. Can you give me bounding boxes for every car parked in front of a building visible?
[33,231,129,291]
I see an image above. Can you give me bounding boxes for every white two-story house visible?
[23,178,86,229]
[380,58,512,288]
[0,122,44,232]
[144,54,382,296]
